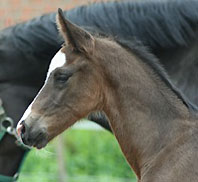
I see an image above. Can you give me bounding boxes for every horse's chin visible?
[19,124,49,149]
[33,138,48,150]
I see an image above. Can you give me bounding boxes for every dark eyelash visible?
[54,72,72,84]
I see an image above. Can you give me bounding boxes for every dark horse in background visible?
[0,0,198,180]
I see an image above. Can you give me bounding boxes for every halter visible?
[0,98,30,182]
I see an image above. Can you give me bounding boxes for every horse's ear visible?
[57,8,95,54]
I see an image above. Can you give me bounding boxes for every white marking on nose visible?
[16,50,67,136]
[16,103,33,135]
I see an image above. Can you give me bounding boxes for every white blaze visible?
[47,50,66,79]
[16,50,66,133]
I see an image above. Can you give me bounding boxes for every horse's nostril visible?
[20,122,29,145]
[21,123,26,134]
[17,120,25,137]
[20,120,28,139]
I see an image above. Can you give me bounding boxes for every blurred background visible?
[0,0,136,181]
[19,121,136,182]
[0,0,105,29]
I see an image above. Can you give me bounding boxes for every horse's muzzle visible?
[17,119,48,149]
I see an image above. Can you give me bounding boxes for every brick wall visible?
[0,0,105,29]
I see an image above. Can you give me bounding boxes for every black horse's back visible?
[65,0,198,47]
[7,0,198,57]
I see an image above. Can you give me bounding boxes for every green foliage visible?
[19,129,137,182]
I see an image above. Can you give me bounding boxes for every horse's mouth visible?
[21,131,48,149]
[31,133,48,149]
[17,121,48,149]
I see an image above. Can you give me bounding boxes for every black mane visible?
[117,38,198,112]
[71,0,198,48]
[2,0,198,57]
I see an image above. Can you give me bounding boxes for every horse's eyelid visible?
[55,72,73,79]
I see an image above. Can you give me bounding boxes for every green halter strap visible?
[0,98,30,182]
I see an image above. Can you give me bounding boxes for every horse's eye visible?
[54,73,72,84]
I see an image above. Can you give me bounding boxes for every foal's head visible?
[17,9,128,149]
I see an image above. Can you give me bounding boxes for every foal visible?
[17,9,198,181]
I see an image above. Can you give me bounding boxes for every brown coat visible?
[18,9,198,182]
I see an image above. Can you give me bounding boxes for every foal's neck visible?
[99,42,191,178]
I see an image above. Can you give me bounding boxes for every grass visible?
[18,128,137,182]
